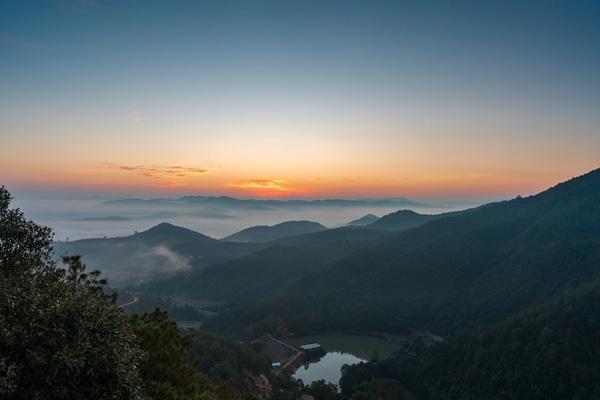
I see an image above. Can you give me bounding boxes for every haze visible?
[2,0,599,204]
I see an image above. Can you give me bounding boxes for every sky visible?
[1,0,600,200]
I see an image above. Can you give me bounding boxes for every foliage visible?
[54,222,264,288]
[123,293,206,323]
[0,186,142,399]
[366,209,438,231]
[340,280,600,400]
[223,220,326,243]
[0,185,320,400]
[205,168,600,337]
[303,380,343,400]
[410,280,600,400]
[142,226,385,306]
[129,309,245,400]
[188,329,270,392]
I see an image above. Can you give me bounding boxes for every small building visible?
[271,362,282,372]
[300,343,322,352]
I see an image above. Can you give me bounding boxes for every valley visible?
[48,168,600,398]
[4,2,599,398]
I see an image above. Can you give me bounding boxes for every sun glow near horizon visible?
[1,1,599,201]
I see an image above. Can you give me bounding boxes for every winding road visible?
[118,296,139,308]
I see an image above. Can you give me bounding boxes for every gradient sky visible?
[1,0,599,199]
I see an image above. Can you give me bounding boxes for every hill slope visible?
[135,227,388,304]
[341,279,600,400]
[222,220,327,242]
[205,168,600,336]
[366,209,438,231]
[346,213,380,226]
[53,223,264,287]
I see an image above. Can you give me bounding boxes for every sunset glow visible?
[1,1,599,201]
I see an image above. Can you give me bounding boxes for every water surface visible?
[293,352,364,386]
[286,334,402,385]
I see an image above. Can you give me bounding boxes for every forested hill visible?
[136,226,388,303]
[341,278,600,400]
[365,209,438,230]
[223,220,327,242]
[53,223,265,287]
[204,168,600,336]
[346,213,380,226]
[414,279,600,399]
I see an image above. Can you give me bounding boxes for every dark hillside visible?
[341,279,600,400]
[54,223,265,287]
[223,220,327,242]
[136,227,387,303]
[205,168,600,336]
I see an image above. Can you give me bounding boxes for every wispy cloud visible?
[343,175,380,183]
[228,179,294,192]
[0,34,52,49]
[101,163,209,179]
[423,174,491,181]
[424,175,460,181]
[343,176,363,183]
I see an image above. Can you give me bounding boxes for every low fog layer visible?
[12,194,480,241]
[53,240,191,287]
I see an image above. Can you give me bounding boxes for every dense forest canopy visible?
[0,187,142,399]
[339,279,600,400]
[0,186,305,399]
[2,168,600,399]
[202,169,600,338]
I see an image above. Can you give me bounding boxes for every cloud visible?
[423,174,491,181]
[228,179,294,192]
[101,163,209,180]
[0,34,52,49]
[424,175,460,180]
[58,242,191,287]
[343,176,363,183]
[145,244,191,274]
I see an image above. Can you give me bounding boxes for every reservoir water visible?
[285,334,402,386]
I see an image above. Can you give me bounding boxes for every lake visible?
[285,334,402,386]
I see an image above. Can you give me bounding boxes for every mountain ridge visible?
[202,167,600,336]
[223,220,327,242]
[346,213,380,226]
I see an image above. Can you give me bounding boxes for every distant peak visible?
[346,213,381,226]
[148,222,181,231]
[273,220,326,228]
[138,222,215,241]
[223,220,326,242]
[393,209,421,215]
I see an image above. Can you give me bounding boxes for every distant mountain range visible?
[49,168,600,399]
[54,206,441,288]
[133,207,454,305]
[57,168,600,342]
[223,221,327,242]
[200,168,600,338]
[102,196,428,209]
[346,213,380,226]
[49,167,600,399]
[53,223,266,287]
[366,209,438,230]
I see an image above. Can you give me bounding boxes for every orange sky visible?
[1,151,597,200]
[2,110,599,200]
[2,1,600,200]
